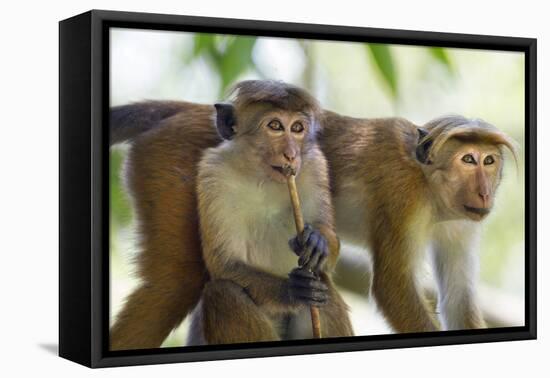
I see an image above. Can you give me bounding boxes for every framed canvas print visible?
[59,9,537,368]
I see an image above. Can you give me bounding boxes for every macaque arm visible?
[370,213,439,333]
[310,145,340,272]
[372,253,439,333]
[431,221,486,330]
[315,223,340,272]
[207,256,295,314]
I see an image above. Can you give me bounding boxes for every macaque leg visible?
[431,222,486,330]
[110,269,205,350]
[110,138,208,350]
[287,276,354,339]
[319,276,354,337]
[200,280,280,344]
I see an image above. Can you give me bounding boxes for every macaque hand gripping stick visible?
[283,164,322,339]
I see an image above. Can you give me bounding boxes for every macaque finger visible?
[291,288,329,306]
[289,267,316,279]
[303,244,321,272]
[288,237,301,256]
[299,232,319,267]
[291,279,328,292]
[312,238,328,274]
[315,251,328,274]
[289,270,328,291]
[299,224,314,246]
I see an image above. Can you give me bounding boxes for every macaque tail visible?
[110,101,187,146]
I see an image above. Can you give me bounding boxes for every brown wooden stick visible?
[285,171,322,339]
[287,175,305,233]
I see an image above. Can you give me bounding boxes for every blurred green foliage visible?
[110,149,132,229]
[366,44,398,97]
[110,36,456,232]
[109,32,526,342]
[365,44,454,98]
[187,34,455,97]
[190,34,258,93]
[429,47,454,72]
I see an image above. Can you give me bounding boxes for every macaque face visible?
[249,110,312,183]
[429,140,503,221]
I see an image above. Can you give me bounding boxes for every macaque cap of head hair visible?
[227,80,322,120]
[419,115,519,167]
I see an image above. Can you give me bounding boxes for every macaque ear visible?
[416,128,433,164]
[214,103,236,140]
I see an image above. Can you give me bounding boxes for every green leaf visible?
[192,34,217,57]
[218,37,257,91]
[428,47,454,72]
[189,35,257,93]
[366,44,398,98]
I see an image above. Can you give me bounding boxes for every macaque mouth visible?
[271,165,285,175]
[271,165,297,177]
[463,205,490,216]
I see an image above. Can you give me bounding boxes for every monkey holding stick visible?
[185,81,353,345]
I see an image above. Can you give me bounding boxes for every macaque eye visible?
[267,120,283,131]
[291,122,304,133]
[461,154,476,164]
[484,155,495,165]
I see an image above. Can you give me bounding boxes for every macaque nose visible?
[284,150,296,162]
[476,169,490,207]
[478,191,490,207]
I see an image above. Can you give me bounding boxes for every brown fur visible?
[320,113,439,332]
[110,87,515,348]
[196,275,352,345]
[230,80,322,116]
[109,102,219,350]
[321,112,514,332]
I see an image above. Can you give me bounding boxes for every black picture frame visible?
[59,9,537,368]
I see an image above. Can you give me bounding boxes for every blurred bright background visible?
[109,28,525,347]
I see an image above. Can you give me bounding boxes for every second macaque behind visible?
[187,81,353,344]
